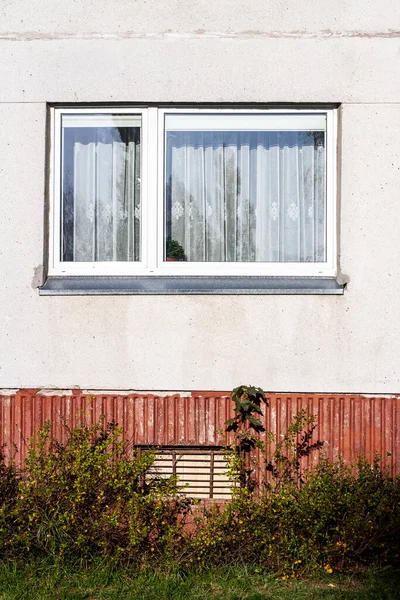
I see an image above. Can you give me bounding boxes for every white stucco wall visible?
[0,1,399,393]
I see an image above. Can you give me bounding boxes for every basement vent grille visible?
[143,447,231,499]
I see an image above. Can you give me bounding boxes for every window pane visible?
[61,114,141,262]
[164,117,326,263]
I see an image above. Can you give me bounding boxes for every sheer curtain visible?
[62,126,141,262]
[165,130,326,263]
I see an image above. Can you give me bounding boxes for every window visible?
[146,447,231,500]
[48,106,337,282]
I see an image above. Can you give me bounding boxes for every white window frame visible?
[49,106,337,278]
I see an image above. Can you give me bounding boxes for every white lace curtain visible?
[62,127,141,262]
[166,131,326,263]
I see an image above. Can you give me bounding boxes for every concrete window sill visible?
[39,276,344,296]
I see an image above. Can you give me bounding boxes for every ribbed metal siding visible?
[0,391,399,476]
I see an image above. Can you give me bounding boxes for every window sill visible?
[39,276,344,296]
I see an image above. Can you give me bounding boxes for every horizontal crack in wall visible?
[0,29,400,42]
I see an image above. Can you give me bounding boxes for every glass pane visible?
[164,118,326,263]
[61,114,141,262]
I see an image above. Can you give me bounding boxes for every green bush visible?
[181,384,400,575]
[182,456,400,575]
[0,420,188,563]
[0,406,399,576]
[0,446,19,552]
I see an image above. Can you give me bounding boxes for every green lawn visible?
[0,561,399,600]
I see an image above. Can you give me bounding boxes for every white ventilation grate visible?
[146,447,231,499]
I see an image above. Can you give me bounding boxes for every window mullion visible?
[145,107,159,273]
[157,108,167,270]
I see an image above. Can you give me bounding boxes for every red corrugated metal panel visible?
[0,391,399,476]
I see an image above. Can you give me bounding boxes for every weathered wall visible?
[1,390,399,476]
[0,2,400,393]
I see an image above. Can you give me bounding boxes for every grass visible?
[0,560,399,600]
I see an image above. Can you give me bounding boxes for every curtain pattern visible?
[165,131,326,263]
[62,127,141,262]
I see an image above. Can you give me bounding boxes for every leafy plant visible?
[166,239,185,260]
[0,446,20,553]
[264,409,325,490]
[1,419,188,563]
[225,385,268,489]
[224,387,324,492]
[183,454,400,573]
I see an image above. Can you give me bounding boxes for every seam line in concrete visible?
[1,30,400,42]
